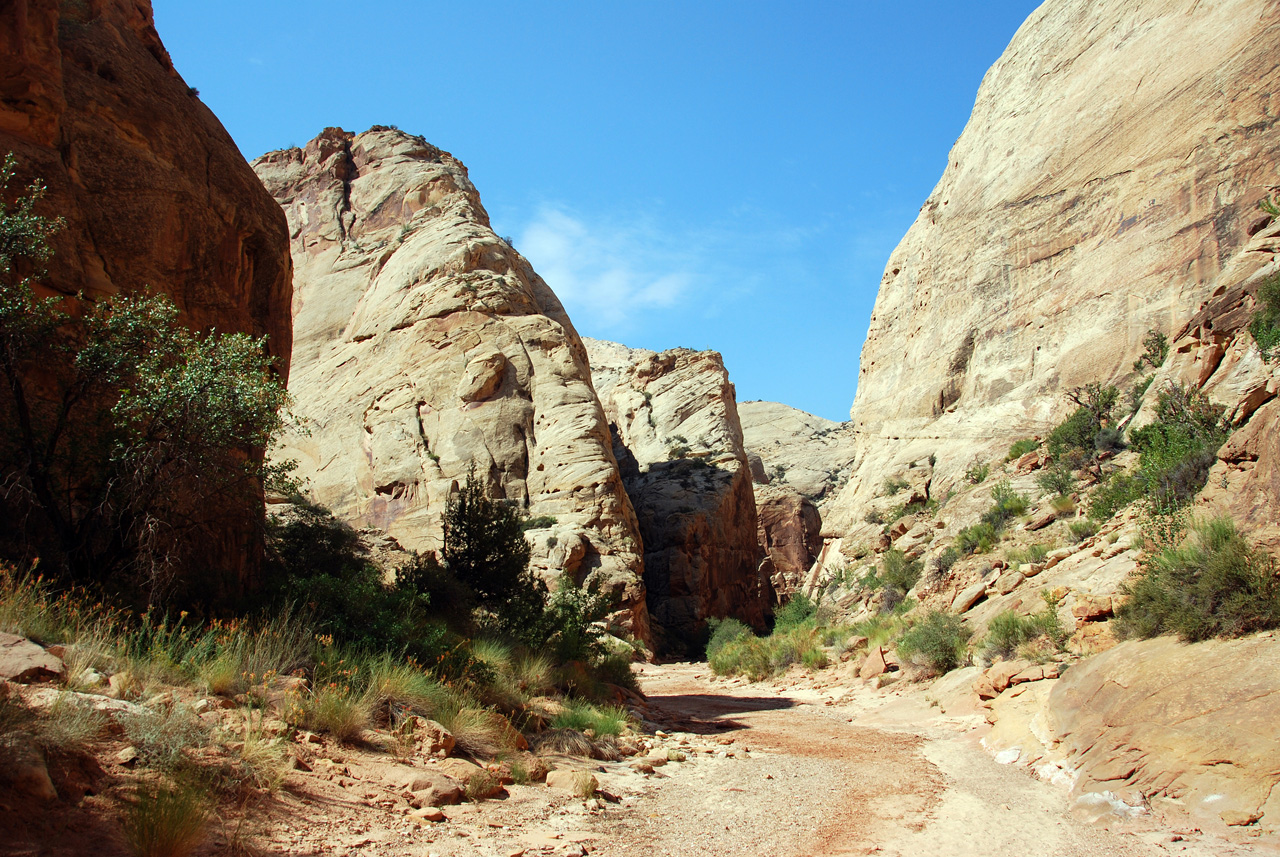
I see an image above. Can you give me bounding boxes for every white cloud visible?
[517,207,695,332]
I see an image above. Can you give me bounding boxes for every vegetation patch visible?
[1248,272,1280,362]
[1116,518,1280,642]
[895,611,971,676]
[1006,438,1040,461]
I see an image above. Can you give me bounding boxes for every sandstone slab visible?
[0,634,63,683]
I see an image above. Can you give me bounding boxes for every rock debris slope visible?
[822,0,1280,560]
[252,128,649,642]
[0,0,293,589]
[584,338,772,654]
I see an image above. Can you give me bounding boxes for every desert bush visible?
[1129,375,1155,414]
[288,682,369,744]
[121,705,210,771]
[895,611,971,676]
[981,481,1030,531]
[881,477,909,496]
[963,458,990,485]
[706,616,752,659]
[1129,383,1225,512]
[1006,438,1040,460]
[1067,519,1099,543]
[863,509,884,525]
[229,711,290,792]
[1089,472,1142,521]
[1249,272,1280,362]
[773,592,817,631]
[520,515,558,531]
[981,596,1065,662]
[879,549,922,594]
[1007,543,1051,566]
[35,693,107,754]
[934,546,961,575]
[708,627,827,681]
[1133,329,1169,372]
[1047,383,1119,459]
[1035,463,1075,498]
[955,522,999,555]
[121,779,210,857]
[550,699,629,737]
[1115,517,1280,642]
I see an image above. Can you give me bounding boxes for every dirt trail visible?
[576,663,1253,857]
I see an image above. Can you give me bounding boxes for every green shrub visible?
[773,592,817,631]
[1115,518,1280,642]
[1047,383,1119,459]
[982,481,1029,530]
[934,546,961,575]
[1067,519,1099,543]
[896,611,971,675]
[1035,463,1075,497]
[964,458,990,485]
[879,549,922,593]
[1249,272,1280,362]
[1132,329,1169,372]
[1088,472,1142,521]
[709,627,827,681]
[520,514,558,531]
[1006,439,1040,460]
[1129,375,1154,414]
[981,597,1065,662]
[1130,383,1225,512]
[955,522,999,555]
[881,477,910,497]
[706,616,752,659]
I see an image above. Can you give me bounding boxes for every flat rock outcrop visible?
[984,634,1280,833]
[584,338,771,654]
[253,128,648,641]
[822,0,1280,559]
[0,0,293,590]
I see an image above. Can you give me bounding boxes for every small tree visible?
[0,154,288,599]
[441,466,544,637]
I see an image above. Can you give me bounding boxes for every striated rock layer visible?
[0,0,293,590]
[584,338,771,655]
[253,128,649,642]
[822,0,1280,564]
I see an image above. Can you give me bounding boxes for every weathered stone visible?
[993,570,1025,596]
[859,647,888,680]
[419,719,455,758]
[985,659,1032,694]
[952,581,988,614]
[546,769,597,794]
[584,339,771,654]
[1049,636,1280,831]
[254,129,649,643]
[0,733,56,800]
[737,401,857,502]
[755,484,822,595]
[394,768,462,806]
[0,634,63,683]
[1072,594,1113,621]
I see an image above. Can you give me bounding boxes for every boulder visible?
[1072,594,1113,621]
[393,768,462,807]
[859,646,888,680]
[0,634,63,683]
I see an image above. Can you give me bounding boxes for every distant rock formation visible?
[253,128,649,642]
[584,338,772,655]
[738,401,856,502]
[822,0,1280,567]
[0,0,293,592]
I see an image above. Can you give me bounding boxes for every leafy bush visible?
[1036,463,1075,497]
[520,515,558,531]
[934,546,961,575]
[709,627,827,681]
[1088,472,1142,521]
[895,611,971,675]
[981,481,1029,530]
[881,477,909,496]
[981,597,1065,662]
[773,592,817,631]
[1047,383,1119,458]
[1129,383,1225,512]
[879,549,922,593]
[1129,375,1155,414]
[964,458,990,485]
[955,522,999,555]
[1115,518,1280,642]
[1132,329,1169,372]
[1067,519,1099,543]
[0,154,289,597]
[1006,438,1040,460]
[1249,272,1280,362]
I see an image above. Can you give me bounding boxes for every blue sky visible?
[155,2,1040,422]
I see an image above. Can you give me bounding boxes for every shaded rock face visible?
[0,0,293,590]
[253,128,649,642]
[584,339,771,654]
[755,485,821,596]
[823,0,1280,559]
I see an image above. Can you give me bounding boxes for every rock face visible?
[253,128,649,641]
[0,0,293,589]
[584,338,771,654]
[755,484,821,596]
[822,0,1280,558]
[738,401,856,502]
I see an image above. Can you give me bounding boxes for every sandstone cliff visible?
[253,129,649,642]
[821,0,1280,565]
[584,338,771,653]
[0,0,293,590]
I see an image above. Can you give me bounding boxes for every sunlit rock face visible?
[584,338,772,656]
[0,0,293,593]
[821,0,1280,567]
[254,128,649,643]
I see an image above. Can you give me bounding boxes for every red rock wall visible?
[0,0,293,592]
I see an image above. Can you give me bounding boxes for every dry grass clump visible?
[121,779,210,857]
[436,707,517,758]
[286,683,368,744]
[227,712,290,792]
[35,693,107,754]
[463,769,499,801]
[122,705,211,770]
[530,728,595,757]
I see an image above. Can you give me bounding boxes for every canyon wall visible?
[253,129,649,642]
[0,0,293,590]
[822,0,1280,566]
[585,339,772,654]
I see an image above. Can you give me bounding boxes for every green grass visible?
[708,627,828,681]
[981,596,1066,662]
[549,698,630,736]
